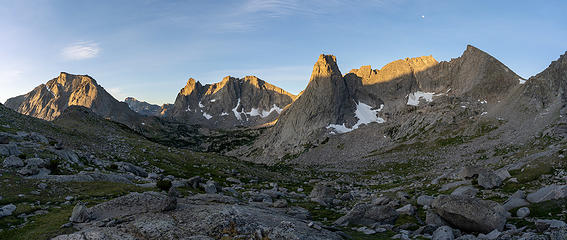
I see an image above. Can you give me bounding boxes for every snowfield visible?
[327,102,385,133]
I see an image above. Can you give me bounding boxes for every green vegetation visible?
[0,206,75,240]
[526,198,567,220]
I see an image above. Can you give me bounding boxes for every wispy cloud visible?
[61,41,100,60]
[240,0,304,17]
[107,87,126,100]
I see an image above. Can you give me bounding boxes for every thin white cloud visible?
[61,41,100,60]
[107,87,126,100]
[240,0,304,17]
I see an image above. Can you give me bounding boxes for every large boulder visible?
[0,143,21,156]
[0,204,16,217]
[417,195,434,206]
[432,225,455,240]
[431,195,507,233]
[24,158,47,168]
[188,176,202,189]
[451,186,479,198]
[2,155,24,168]
[458,166,483,179]
[17,165,40,176]
[201,181,220,194]
[503,190,529,211]
[69,203,91,223]
[309,183,336,206]
[116,162,148,178]
[477,170,503,189]
[334,203,399,227]
[526,185,567,203]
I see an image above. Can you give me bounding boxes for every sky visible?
[0,0,566,105]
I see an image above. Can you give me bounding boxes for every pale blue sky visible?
[1,0,566,104]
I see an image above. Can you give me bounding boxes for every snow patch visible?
[185,106,192,112]
[407,91,436,106]
[481,112,488,116]
[247,108,261,117]
[203,112,212,120]
[210,99,216,103]
[327,102,385,133]
[260,104,283,118]
[233,101,284,120]
[198,101,205,108]
[232,98,242,121]
[221,112,229,116]
[519,78,526,84]
[327,124,352,134]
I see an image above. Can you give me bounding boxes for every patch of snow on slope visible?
[210,99,216,102]
[198,101,205,108]
[519,78,526,84]
[407,91,436,106]
[327,124,352,134]
[261,105,283,118]
[232,98,242,120]
[247,108,261,117]
[221,112,229,116]
[242,104,284,118]
[327,102,385,133]
[203,112,212,120]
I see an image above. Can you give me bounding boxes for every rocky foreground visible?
[2,121,567,239]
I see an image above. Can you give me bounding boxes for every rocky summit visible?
[124,97,172,117]
[5,72,140,128]
[169,75,296,128]
[2,46,567,240]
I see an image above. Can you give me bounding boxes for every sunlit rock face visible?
[170,75,296,129]
[239,45,528,164]
[5,72,139,126]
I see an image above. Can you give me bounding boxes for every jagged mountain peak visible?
[180,78,203,96]
[171,74,295,128]
[4,72,139,126]
[348,55,439,86]
[310,54,342,82]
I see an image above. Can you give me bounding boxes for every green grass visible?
[293,202,342,225]
[0,206,75,240]
[509,163,554,183]
[526,198,567,220]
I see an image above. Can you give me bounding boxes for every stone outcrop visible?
[431,195,507,233]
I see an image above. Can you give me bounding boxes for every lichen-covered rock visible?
[2,155,24,168]
[527,185,567,203]
[334,203,399,227]
[0,204,16,217]
[69,203,91,223]
[432,195,507,233]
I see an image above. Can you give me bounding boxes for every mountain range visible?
[3,45,567,239]
[4,45,566,166]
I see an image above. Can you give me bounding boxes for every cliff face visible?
[5,72,139,126]
[170,75,296,128]
[239,45,526,163]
